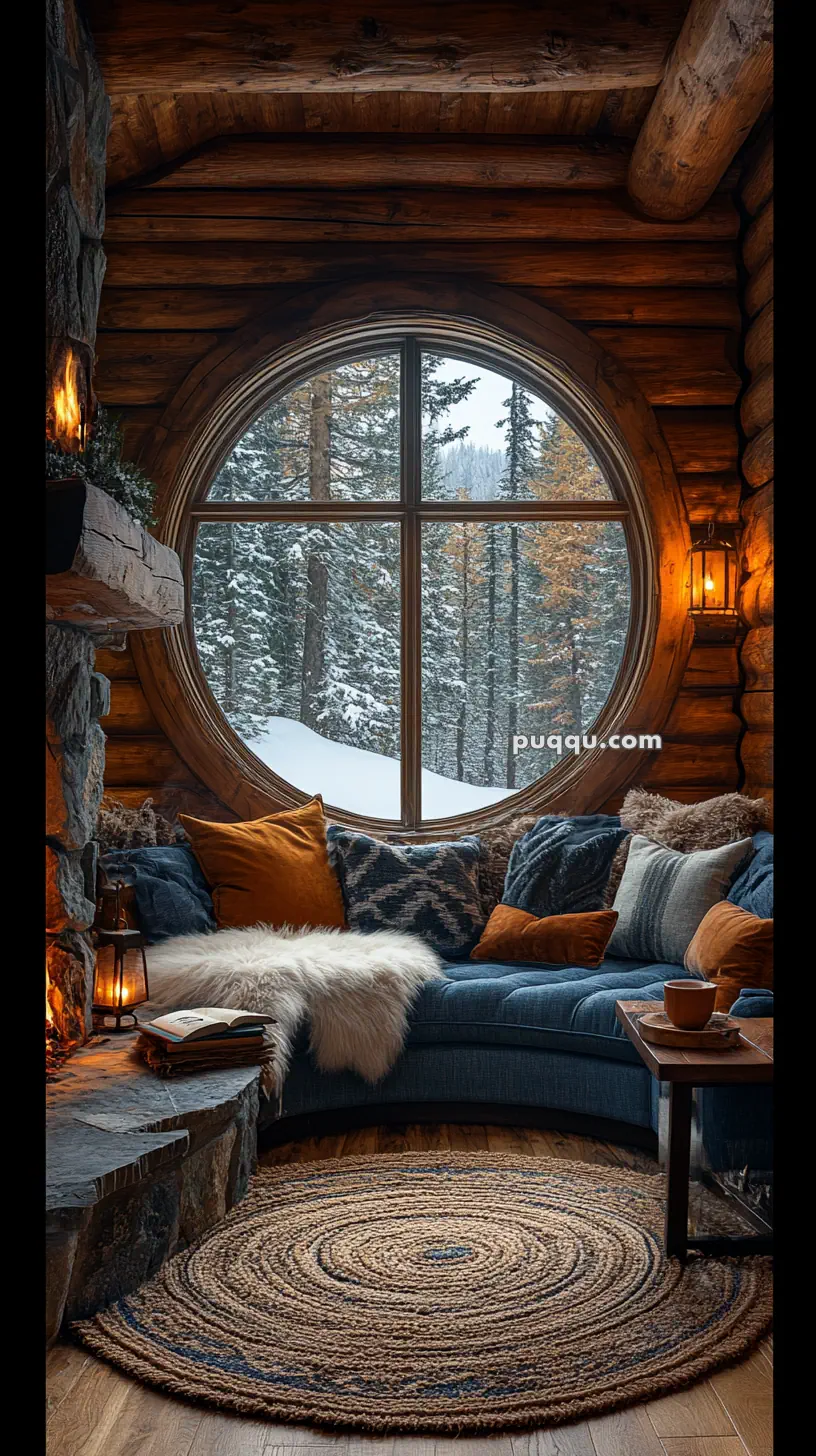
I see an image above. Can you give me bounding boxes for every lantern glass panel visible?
[690,541,737,614]
[93,944,148,1012]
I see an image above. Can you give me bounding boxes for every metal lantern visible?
[92,879,149,1031]
[689,522,739,617]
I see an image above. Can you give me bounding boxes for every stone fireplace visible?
[45,0,183,1064]
[46,624,108,1055]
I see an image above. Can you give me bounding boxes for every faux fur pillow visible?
[602,790,770,906]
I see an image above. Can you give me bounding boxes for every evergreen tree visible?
[497,384,539,788]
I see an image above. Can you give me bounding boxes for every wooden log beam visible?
[744,198,773,274]
[741,125,773,216]
[588,327,740,406]
[744,301,772,377]
[85,2,687,95]
[742,421,773,490]
[94,331,222,405]
[99,284,742,331]
[745,253,773,320]
[105,188,740,243]
[96,324,739,410]
[654,409,738,473]
[130,135,634,192]
[678,472,741,524]
[740,365,773,439]
[102,240,738,288]
[628,0,773,220]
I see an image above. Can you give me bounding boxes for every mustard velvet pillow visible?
[684,899,773,1012]
[471,903,618,968]
[179,796,346,932]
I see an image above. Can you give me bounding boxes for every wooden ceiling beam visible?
[628,0,773,220]
[118,134,634,191]
[86,2,687,95]
[105,188,739,243]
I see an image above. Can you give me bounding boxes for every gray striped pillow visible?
[607,834,754,965]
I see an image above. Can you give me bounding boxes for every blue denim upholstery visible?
[264,950,772,1181]
[271,1043,654,1130]
[408,956,696,1063]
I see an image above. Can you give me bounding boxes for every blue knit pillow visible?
[100,845,216,944]
[727,830,773,920]
[503,814,628,918]
[327,828,484,960]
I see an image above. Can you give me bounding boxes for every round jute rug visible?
[73,1152,773,1433]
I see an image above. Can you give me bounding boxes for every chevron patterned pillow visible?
[327,828,485,961]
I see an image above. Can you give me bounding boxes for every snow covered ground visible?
[247,716,511,820]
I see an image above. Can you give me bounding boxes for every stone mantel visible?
[46,480,184,632]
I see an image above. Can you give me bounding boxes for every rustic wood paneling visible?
[100,284,742,332]
[88,5,688,96]
[738,129,773,808]
[105,188,739,243]
[102,240,737,289]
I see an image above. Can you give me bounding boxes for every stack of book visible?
[137,1007,275,1078]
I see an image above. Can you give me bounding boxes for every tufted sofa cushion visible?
[407,956,695,1065]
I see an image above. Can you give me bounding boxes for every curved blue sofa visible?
[260,833,774,1180]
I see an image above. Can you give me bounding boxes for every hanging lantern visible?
[689,522,739,618]
[92,880,149,1031]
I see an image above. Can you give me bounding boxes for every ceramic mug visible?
[663,979,717,1031]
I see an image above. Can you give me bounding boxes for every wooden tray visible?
[637,1010,742,1049]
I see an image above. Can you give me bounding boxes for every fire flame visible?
[50,349,84,452]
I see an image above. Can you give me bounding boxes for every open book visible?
[142,1007,275,1044]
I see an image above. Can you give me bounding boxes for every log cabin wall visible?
[93,103,752,825]
[738,121,774,811]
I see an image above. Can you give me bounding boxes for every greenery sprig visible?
[45,407,157,527]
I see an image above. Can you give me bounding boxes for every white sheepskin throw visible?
[145,924,443,1090]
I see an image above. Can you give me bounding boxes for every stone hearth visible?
[46,1022,261,1344]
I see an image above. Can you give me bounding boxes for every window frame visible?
[131,285,689,839]
[188,331,634,830]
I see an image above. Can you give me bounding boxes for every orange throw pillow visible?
[179,797,346,932]
[471,904,618,967]
[684,900,773,1012]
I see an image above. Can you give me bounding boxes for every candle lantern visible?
[92,880,149,1031]
[689,522,738,617]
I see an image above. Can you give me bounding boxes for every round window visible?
[188,330,636,827]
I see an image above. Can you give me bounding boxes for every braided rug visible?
[74,1152,772,1433]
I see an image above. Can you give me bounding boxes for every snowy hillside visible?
[248,716,511,820]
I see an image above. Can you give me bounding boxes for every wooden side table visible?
[616,999,773,1261]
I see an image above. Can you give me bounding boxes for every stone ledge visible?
[46,480,184,632]
[46,1022,261,1342]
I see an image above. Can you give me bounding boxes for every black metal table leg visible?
[665,1081,693,1261]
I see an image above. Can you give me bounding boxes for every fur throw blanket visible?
[145,924,443,1091]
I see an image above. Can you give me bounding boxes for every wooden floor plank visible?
[46,1344,91,1423]
[403,1122,451,1152]
[646,1384,734,1438]
[485,1125,538,1157]
[188,1410,284,1454]
[708,1350,773,1456]
[446,1123,490,1152]
[659,1439,748,1455]
[91,1382,203,1456]
[377,1123,411,1154]
[338,1124,380,1157]
[587,1405,666,1456]
[46,1358,135,1456]
[511,1424,598,1453]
